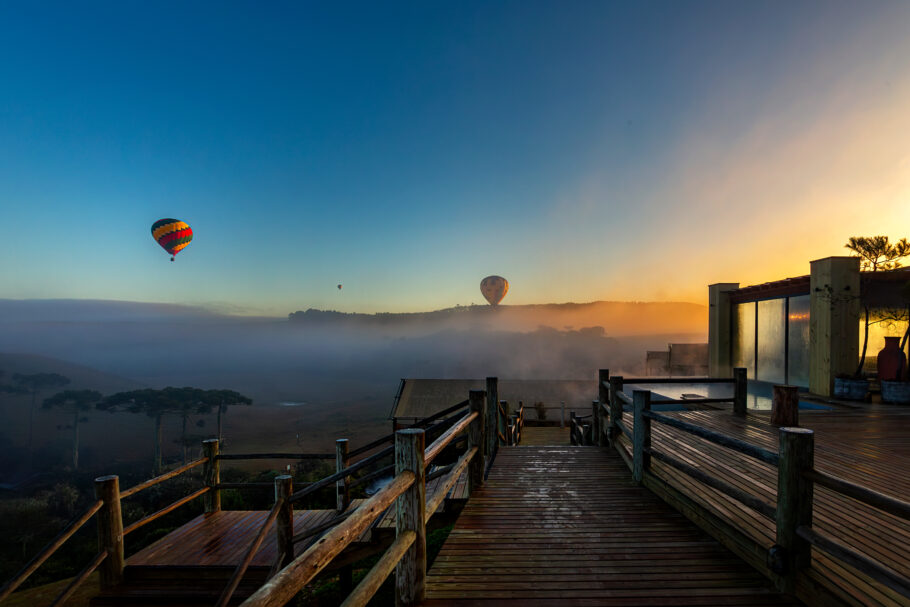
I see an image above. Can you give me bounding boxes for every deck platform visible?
[615,405,910,607]
[423,429,795,605]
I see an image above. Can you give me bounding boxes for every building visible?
[709,256,910,396]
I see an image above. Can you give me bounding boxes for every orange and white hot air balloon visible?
[480,276,509,305]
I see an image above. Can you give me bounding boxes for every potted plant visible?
[880,281,910,404]
[835,236,910,400]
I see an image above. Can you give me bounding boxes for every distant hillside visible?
[289,301,707,337]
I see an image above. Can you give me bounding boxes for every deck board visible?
[423,441,795,605]
[615,405,910,607]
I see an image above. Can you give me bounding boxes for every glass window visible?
[757,299,786,384]
[787,295,810,387]
[733,302,755,376]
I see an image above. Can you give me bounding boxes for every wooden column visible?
[608,376,624,447]
[203,439,220,513]
[774,427,814,592]
[591,400,601,447]
[467,390,485,493]
[94,475,124,589]
[335,438,353,594]
[771,385,799,427]
[569,411,577,445]
[733,367,748,417]
[485,378,498,458]
[632,390,651,484]
[598,369,610,447]
[335,439,350,512]
[395,429,426,607]
[274,475,294,569]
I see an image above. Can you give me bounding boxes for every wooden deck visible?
[517,425,570,446]
[615,405,910,607]
[423,431,795,605]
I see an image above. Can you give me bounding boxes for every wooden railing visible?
[0,456,211,604]
[594,367,910,599]
[494,399,523,446]
[236,389,487,607]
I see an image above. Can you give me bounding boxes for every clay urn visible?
[876,336,906,381]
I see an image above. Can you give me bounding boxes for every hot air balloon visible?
[480,275,509,306]
[337,284,343,290]
[151,218,193,261]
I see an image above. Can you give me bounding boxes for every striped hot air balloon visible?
[151,218,193,261]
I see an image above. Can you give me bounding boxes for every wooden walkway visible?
[616,406,910,607]
[423,429,795,606]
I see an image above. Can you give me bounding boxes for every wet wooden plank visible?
[423,446,794,605]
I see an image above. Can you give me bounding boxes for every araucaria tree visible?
[203,389,253,444]
[13,373,70,469]
[845,236,910,377]
[43,389,101,470]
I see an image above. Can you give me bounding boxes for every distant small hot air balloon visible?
[337,284,343,290]
[151,218,193,261]
[480,275,509,306]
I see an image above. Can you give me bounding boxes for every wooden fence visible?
[236,389,489,607]
[593,368,910,600]
[0,395,477,606]
[0,456,211,605]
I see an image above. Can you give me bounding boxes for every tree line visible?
[0,371,251,474]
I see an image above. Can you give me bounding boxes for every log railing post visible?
[203,439,220,514]
[395,429,426,606]
[336,439,350,512]
[485,377,498,458]
[499,400,509,445]
[582,423,591,446]
[598,369,610,447]
[94,475,124,589]
[632,390,651,484]
[275,475,294,569]
[335,438,352,593]
[771,385,800,427]
[468,390,485,493]
[608,376,624,447]
[592,400,601,447]
[772,427,814,593]
[733,367,748,417]
[569,411,577,445]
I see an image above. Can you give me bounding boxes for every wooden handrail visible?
[425,446,478,523]
[644,410,780,466]
[803,468,910,520]
[348,464,395,489]
[424,411,478,465]
[348,433,394,458]
[288,445,393,504]
[615,391,633,405]
[796,525,910,598]
[340,530,416,607]
[216,497,286,607]
[120,457,208,498]
[214,482,289,490]
[241,471,416,607]
[49,550,108,607]
[217,452,333,460]
[123,487,209,536]
[651,397,736,405]
[0,499,103,601]
[615,418,633,442]
[647,449,776,519]
[614,377,737,385]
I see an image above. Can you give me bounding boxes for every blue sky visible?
[2,2,910,314]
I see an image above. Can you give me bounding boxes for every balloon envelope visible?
[337,284,343,290]
[480,276,509,305]
[151,218,193,260]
